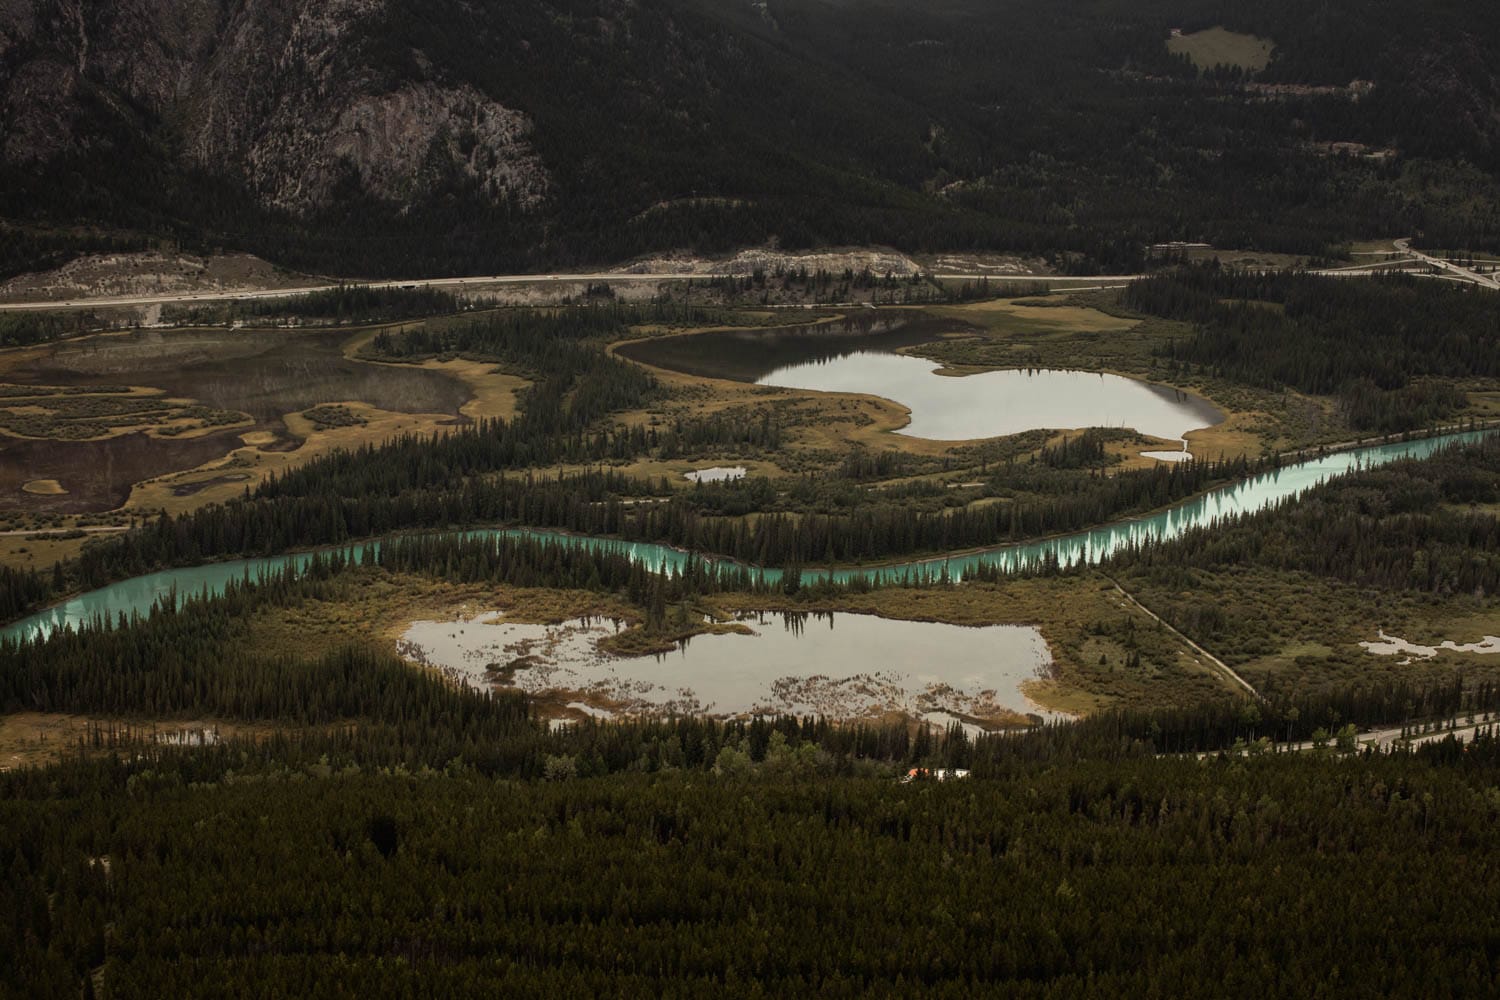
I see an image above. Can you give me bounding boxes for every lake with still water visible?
[618,316,1221,441]
[758,355,1220,441]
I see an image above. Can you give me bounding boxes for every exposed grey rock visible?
[240,81,548,216]
[0,0,550,216]
[1,59,80,164]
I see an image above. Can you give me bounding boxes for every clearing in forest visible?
[1168,27,1273,73]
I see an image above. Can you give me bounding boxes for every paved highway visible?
[0,239,1489,314]
[0,271,718,313]
[1394,238,1500,290]
[0,269,1153,314]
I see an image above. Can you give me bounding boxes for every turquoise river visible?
[3,429,1493,646]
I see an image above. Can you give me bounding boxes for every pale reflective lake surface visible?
[1360,630,1500,659]
[757,354,1221,441]
[617,315,1221,441]
[399,610,1061,725]
[684,466,747,482]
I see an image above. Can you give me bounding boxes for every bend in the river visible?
[3,429,1494,646]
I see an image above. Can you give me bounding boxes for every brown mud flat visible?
[170,473,254,497]
[0,327,474,513]
[0,429,250,513]
[14,328,470,429]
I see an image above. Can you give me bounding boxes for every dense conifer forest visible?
[1108,438,1500,595]
[10,746,1500,996]
[1125,269,1497,431]
[7,703,1500,994]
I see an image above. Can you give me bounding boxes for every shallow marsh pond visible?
[398,610,1065,727]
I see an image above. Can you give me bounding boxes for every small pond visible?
[1360,630,1500,660]
[1142,447,1193,463]
[684,466,747,483]
[398,610,1064,726]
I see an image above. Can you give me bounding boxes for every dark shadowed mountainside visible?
[2,0,1498,275]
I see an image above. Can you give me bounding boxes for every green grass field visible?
[1168,26,1273,73]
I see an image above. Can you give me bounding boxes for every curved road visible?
[1394,238,1500,290]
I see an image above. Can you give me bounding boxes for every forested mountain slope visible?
[2,0,1499,275]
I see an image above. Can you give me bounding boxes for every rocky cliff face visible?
[0,0,550,216]
[230,80,547,216]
